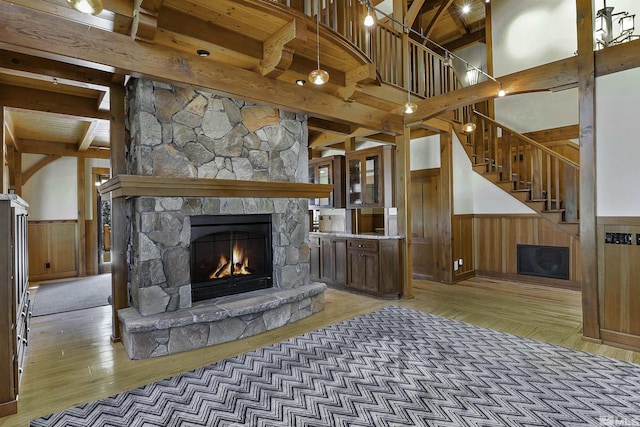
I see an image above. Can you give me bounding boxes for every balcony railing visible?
[276,0,460,99]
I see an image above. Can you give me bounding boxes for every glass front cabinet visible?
[308,155,345,209]
[346,145,394,208]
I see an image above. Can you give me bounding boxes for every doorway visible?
[411,169,441,281]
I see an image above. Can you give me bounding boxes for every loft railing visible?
[470,111,580,222]
[276,0,459,99]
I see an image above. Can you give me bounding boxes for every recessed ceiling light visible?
[296,79,306,86]
[197,49,210,57]
[462,4,471,14]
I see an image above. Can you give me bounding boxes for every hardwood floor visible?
[3,277,639,426]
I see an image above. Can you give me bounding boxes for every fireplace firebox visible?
[190,214,272,302]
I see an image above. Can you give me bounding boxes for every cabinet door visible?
[347,250,379,293]
[334,239,347,285]
[320,238,335,282]
[363,154,380,206]
[348,157,363,206]
[309,237,320,280]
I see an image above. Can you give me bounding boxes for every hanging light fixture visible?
[462,107,476,133]
[594,0,638,49]
[404,43,417,115]
[364,7,375,27]
[309,7,329,86]
[67,0,103,15]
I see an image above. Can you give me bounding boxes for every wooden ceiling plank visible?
[446,3,468,35]
[4,114,18,150]
[2,84,110,120]
[442,27,485,52]
[22,154,62,184]
[19,139,111,159]
[78,120,100,151]
[424,0,455,40]
[406,0,426,27]
[0,3,403,134]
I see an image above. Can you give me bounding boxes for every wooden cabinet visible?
[311,232,402,299]
[308,155,345,209]
[309,234,346,286]
[346,238,400,298]
[346,146,394,208]
[1,195,30,417]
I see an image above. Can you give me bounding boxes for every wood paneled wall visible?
[597,217,640,352]
[28,221,78,282]
[473,214,581,289]
[452,215,474,281]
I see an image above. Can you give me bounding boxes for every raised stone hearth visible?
[118,78,325,359]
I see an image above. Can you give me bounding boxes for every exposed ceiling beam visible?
[308,118,353,135]
[0,2,403,135]
[424,0,455,40]
[406,0,426,27]
[0,49,114,87]
[523,125,580,143]
[405,38,640,123]
[442,28,486,52]
[19,139,111,159]
[2,84,110,120]
[253,20,305,78]
[78,120,100,151]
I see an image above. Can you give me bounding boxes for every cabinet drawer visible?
[348,239,379,252]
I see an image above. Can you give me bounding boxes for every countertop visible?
[310,232,404,240]
[0,193,29,207]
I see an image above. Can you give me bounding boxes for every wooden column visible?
[1,107,5,194]
[395,129,413,298]
[77,157,86,277]
[576,0,600,340]
[439,130,453,284]
[109,77,127,342]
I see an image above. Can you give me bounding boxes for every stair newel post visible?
[531,147,543,201]
[500,130,511,183]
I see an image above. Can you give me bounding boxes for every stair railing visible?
[275,0,459,99]
[470,111,580,222]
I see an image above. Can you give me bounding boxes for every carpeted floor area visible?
[31,274,112,317]
[30,305,640,426]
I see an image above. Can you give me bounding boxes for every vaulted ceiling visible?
[0,0,488,158]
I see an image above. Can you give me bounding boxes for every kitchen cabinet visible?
[308,155,345,209]
[0,195,30,417]
[310,233,402,299]
[346,146,394,208]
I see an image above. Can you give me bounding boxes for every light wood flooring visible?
[2,277,639,427]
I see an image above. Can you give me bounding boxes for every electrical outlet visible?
[454,260,459,271]
[45,262,51,269]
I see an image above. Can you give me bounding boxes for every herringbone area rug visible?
[31,306,640,426]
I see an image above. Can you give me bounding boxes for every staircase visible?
[460,110,580,238]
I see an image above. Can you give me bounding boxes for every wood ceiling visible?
[0,0,487,158]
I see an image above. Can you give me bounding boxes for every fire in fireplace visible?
[190,214,272,302]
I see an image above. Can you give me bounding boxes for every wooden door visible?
[411,169,440,281]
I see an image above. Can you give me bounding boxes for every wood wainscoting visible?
[597,217,640,352]
[28,220,78,281]
[452,215,474,281]
[473,214,581,289]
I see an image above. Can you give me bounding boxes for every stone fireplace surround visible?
[117,79,326,359]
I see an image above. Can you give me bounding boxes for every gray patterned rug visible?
[31,274,111,317]
[30,306,640,426]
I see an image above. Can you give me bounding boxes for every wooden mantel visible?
[98,175,333,199]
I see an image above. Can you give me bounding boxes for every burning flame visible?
[209,243,252,279]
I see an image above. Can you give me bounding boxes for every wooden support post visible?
[110,77,127,343]
[576,0,600,340]
[77,157,86,277]
[1,107,5,194]
[395,129,413,298]
[439,130,453,284]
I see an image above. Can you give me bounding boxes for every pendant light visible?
[67,0,103,15]
[364,6,375,27]
[309,7,329,86]
[404,45,417,115]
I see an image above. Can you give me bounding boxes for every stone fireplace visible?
[116,79,326,359]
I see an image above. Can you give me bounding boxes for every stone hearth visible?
[117,78,325,359]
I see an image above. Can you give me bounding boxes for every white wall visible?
[492,0,579,132]
[452,133,474,214]
[596,67,640,216]
[22,155,78,221]
[410,135,440,170]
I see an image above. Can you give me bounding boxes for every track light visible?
[498,84,506,97]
